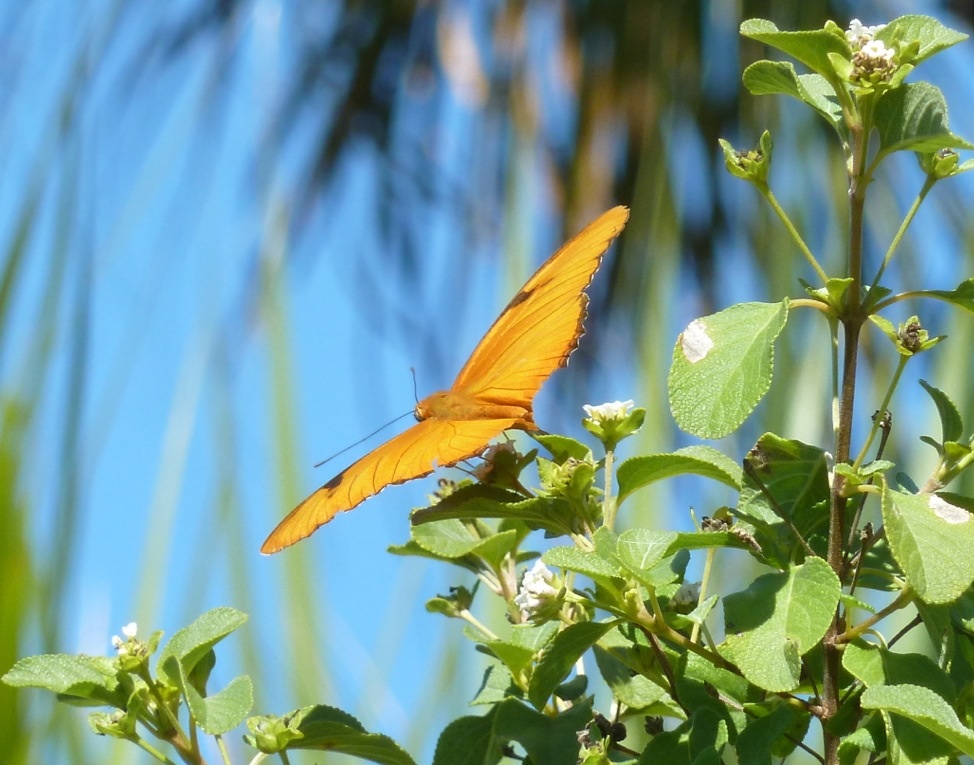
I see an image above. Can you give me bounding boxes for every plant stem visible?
[869,176,935,290]
[822,115,869,765]
[603,448,617,530]
[762,187,829,284]
[133,736,178,764]
[852,355,908,469]
[835,588,914,644]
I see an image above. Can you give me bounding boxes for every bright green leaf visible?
[617,446,741,506]
[1,654,120,705]
[156,607,247,687]
[914,277,974,314]
[882,486,974,603]
[740,19,851,82]
[542,546,623,581]
[669,302,789,439]
[616,529,679,588]
[877,15,968,65]
[861,684,974,757]
[593,646,667,711]
[532,433,593,462]
[721,557,840,691]
[184,674,253,735]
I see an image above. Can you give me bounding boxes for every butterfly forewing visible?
[451,206,629,405]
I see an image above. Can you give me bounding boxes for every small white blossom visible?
[672,581,701,608]
[112,622,138,654]
[859,39,895,64]
[514,561,560,620]
[583,400,635,425]
[846,19,887,49]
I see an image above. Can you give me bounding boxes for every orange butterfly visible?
[261,205,629,553]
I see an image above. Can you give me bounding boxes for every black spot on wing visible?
[324,469,347,490]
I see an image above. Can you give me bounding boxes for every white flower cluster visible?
[514,561,559,620]
[846,19,894,68]
[672,581,701,608]
[582,399,635,425]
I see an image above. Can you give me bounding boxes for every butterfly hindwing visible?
[261,416,519,553]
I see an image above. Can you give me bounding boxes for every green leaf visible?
[156,607,248,687]
[882,486,974,603]
[494,697,592,765]
[737,434,831,564]
[542,545,623,581]
[432,710,503,765]
[877,15,969,65]
[476,623,559,677]
[669,302,789,439]
[593,645,667,711]
[861,684,974,757]
[184,674,253,735]
[843,641,955,700]
[736,703,800,765]
[1,654,121,706]
[411,485,575,537]
[742,62,842,131]
[617,446,741,506]
[470,663,519,707]
[913,277,974,314]
[874,82,974,159]
[532,432,592,462]
[255,705,417,764]
[721,557,840,692]
[740,19,850,82]
[616,529,680,588]
[411,519,520,567]
[919,379,964,444]
[528,621,616,710]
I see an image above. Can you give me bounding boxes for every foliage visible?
[7,13,974,765]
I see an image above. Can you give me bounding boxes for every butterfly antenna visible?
[313,411,414,468]
[410,367,419,403]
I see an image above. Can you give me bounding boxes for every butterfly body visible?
[414,390,535,429]
[261,205,629,554]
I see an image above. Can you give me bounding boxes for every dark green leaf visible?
[494,697,592,765]
[874,82,974,159]
[432,710,502,765]
[919,379,964,444]
[528,621,616,709]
